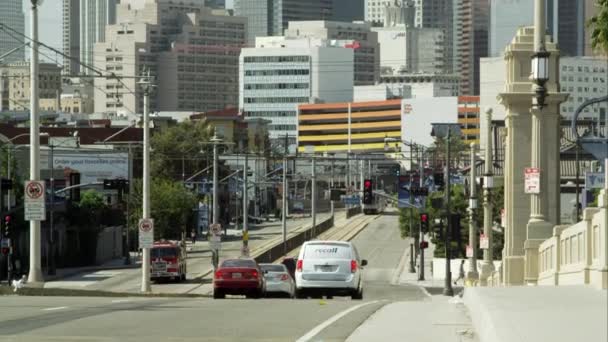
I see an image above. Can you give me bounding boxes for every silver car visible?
[260,264,295,298]
[294,241,367,299]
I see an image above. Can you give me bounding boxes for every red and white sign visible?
[480,234,489,249]
[524,167,541,194]
[138,218,154,249]
[466,245,473,258]
[500,208,506,228]
[24,180,46,221]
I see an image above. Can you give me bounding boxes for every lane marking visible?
[111,299,131,303]
[42,306,67,311]
[390,240,411,285]
[296,300,382,342]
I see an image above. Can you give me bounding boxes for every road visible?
[2,211,434,341]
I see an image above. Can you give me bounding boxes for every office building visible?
[458,95,480,144]
[547,0,585,57]
[365,0,415,26]
[94,1,246,115]
[559,57,608,120]
[380,73,460,98]
[298,99,402,154]
[234,0,333,45]
[332,0,365,22]
[0,0,25,64]
[489,0,534,57]
[417,0,455,74]
[206,0,225,9]
[284,21,379,85]
[584,0,601,56]
[79,0,118,75]
[63,0,81,74]
[240,37,354,143]
[0,62,62,111]
[455,0,490,95]
[373,26,445,75]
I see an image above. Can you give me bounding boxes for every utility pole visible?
[443,127,454,296]
[27,0,44,284]
[480,109,496,285]
[125,144,132,265]
[408,141,416,273]
[418,145,425,281]
[48,144,56,276]
[466,143,479,283]
[282,134,288,255]
[140,70,152,293]
[242,146,249,257]
[311,156,316,238]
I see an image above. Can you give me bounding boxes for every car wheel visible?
[213,290,225,299]
[351,287,363,300]
[180,273,186,282]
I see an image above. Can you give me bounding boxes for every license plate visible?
[320,266,334,272]
[232,272,242,278]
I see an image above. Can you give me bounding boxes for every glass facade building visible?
[0,0,25,63]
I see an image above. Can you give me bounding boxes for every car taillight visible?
[296,259,303,272]
[280,274,289,281]
[251,270,259,278]
[214,270,223,279]
[351,260,358,273]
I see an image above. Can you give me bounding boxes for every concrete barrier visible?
[346,206,361,219]
[252,215,335,264]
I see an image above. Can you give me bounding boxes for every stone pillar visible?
[498,26,567,286]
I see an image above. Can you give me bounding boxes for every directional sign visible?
[398,175,425,209]
[138,218,154,249]
[209,223,222,236]
[24,181,46,221]
[585,172,605,189]
[524,167,540,194]
[343,195,360,205]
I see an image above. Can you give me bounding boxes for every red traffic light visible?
[420,241,429,249]
[364,180,372,189]
[420,213,428,223]
[4,215,10,223]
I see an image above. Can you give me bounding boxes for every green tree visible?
[65,190,109,265]
[589,0,608,54]
[151,120,213,180]
[128,178,197,240]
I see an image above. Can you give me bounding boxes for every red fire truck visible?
[150,240,187,282]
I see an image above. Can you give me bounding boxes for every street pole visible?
[141,71,151,293]
[27,0,44,284]
[48,144,56,275]
[466,143,479,283]
[282,134,288,255]
[242,150,249,256]
[408,142,415,273]
[212,131,220,226]
[480,109,496,285]
[418,145,425,281]
[443,127,454,296]
[311,156,316,238]
[125,144,132,265]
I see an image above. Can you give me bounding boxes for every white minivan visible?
[294,240,367,299]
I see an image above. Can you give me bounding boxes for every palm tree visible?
[588,0,608,54]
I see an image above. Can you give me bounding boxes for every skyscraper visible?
[206,0,226,9]
[234,0,333,45]
[63,0,81,74]
[546,0,590,57]
[489,0,534,57]
[332,0,364,22]
[0,0,25,63]
[418,0,455,74]
[79,0,117,75]
[455,0,489,95]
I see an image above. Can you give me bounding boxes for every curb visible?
[45,263,141,282]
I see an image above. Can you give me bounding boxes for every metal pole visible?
[7,146,11,211]
[418,145,425,281]
[27,0,44,284]
[575,142,580,222]
[141,72,151,293]
[443,127,454,296]
[125,144,132,265]
[311,157,316,238]
[243,151,249,256]
[408,141,416,273]
[466,143,479,283]
[480,109,496,285]
[359,159,364,206]
[213,133,219,225]
[282,156,287,255]
[48,144,55,275]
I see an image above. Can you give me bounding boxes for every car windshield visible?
[151,247,177,259]
[260,264,285,273]
[303,243,352,259]
[221,259,257,268]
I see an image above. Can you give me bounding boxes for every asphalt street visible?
[1,211,431,342]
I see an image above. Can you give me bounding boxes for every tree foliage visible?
[588,0,608,54]
[128,178,197,240]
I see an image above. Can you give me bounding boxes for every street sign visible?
[585,172,605,189]
[241,245,250,257]
[138,218,154,249]
[466,245,473,258]
[24,180,46,221]
[480,234,489,249]
[397,176,425,209]
[343,195,360,205]
[209,234,221,250]
[524,167,540,194]
[1,238,10,248]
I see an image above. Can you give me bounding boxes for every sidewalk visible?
[346,295,478,342]
[464,286,608,342]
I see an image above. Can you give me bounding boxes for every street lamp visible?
[531,50,550,109]
[431,123,462,296]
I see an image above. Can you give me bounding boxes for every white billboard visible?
[401,97,459,148]
[52,153,129,184]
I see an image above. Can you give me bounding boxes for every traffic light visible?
[103,179,129,192]
[1,178,12,190]
[4,215,11,238]
[419,213,429,232]
[363,179,373,204]
[411,187,429,197]
[70,172,81,202]
[450,213,462,241]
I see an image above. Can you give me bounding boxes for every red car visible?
[213,258,266,299]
